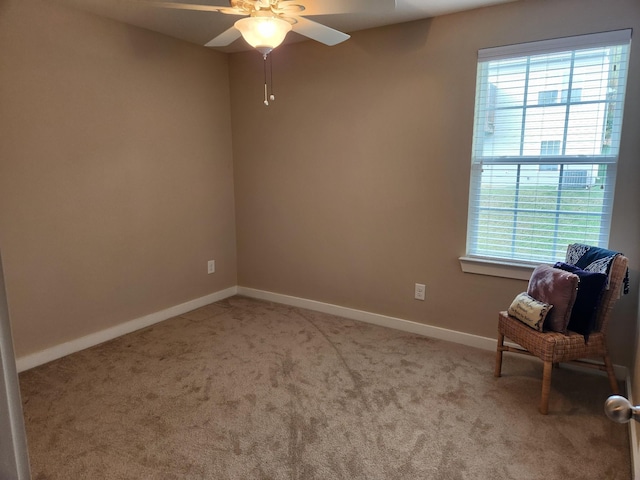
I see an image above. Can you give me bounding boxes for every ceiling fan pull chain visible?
[269,52,276,102]
[261,52,277,106]
[263,53,269,106]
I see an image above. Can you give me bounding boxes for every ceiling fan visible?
[142,0,395,55]
[142,0,394,105]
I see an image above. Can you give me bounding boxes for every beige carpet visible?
[19,296,630,479]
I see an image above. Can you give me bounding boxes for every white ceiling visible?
[55,0,520,52]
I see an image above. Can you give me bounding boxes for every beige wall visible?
[0,0,238,357]
[230,0,640,366]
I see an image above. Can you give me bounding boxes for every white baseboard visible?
[17,284,629,384]
[237,287,500,351]
[16,286,238,372]
[237,286,628,380]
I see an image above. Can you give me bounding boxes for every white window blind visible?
[466,30,632,264]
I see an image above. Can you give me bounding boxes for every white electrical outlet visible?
[414,283,425,301]
[207,260,215,274]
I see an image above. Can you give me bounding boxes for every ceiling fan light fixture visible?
[235,15,292,55]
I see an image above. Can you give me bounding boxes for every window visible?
[561,88,582,103]
[539,141,560,171]
[538,89,559,105]
[540,140,561,156]
[466,30,631,265]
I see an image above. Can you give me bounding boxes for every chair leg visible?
[540,361,553,415]
[603,354,619,395]
[494,333,505,378]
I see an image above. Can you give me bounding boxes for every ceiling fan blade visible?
[298,0,395,16]
[204,25,243,47]
[291,16,349,46]
[139,1,241,15]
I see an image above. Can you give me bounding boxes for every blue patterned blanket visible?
[566,243,630,295]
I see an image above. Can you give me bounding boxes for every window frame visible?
[461,30,631,278]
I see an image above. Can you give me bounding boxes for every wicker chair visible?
[494,253,628,414]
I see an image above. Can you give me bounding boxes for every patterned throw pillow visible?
[508,292,552,331]
[527,264,579,333]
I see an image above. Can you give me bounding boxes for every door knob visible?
[604,395,640,423]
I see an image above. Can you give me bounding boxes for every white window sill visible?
[459,256,543,281]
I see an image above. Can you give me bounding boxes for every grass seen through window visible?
[475,182,606,261]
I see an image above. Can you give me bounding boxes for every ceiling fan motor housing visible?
[230,0,275,13]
